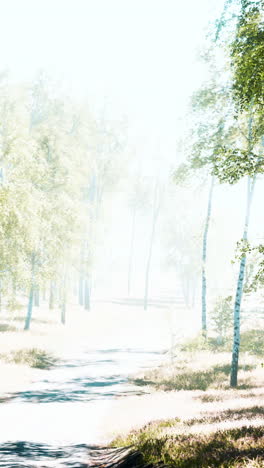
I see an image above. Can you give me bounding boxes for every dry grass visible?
[130,351,263,391]
[112,425,264,467]
[107,346,264,467]
[109,385,264,467]
[0,348,58,369]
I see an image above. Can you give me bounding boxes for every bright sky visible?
[0,0,225,160]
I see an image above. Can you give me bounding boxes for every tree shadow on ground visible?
[0,441,94,467]
[131,363,256,391]
[1,347,157,403]
[186,405,264,426]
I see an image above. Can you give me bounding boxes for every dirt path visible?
[0,345,165,467]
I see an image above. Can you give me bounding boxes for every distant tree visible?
[174,79,233,334]
[211,0,264,386]
[144,179,162,310]
[127,173,151,296]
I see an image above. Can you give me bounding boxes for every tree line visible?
[0,73,125,329]
[174,0,264,386]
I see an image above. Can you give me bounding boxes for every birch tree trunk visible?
[34,286,40,307]
[79,275,84,306]
[49,281,55,309]
[84,277,90,310]
[42,285,46,302]
[128,206,136,296]
[79,244,85,306]
[201,176,215,335]
[24,254,36,331]
[144,182,160,310]
[230,175,256,387]
[61,270,67,325]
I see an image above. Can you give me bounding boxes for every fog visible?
[0,1,264,466]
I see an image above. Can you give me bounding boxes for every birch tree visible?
[174,81,233,333]
[127,174,150,297]
[144,179,161,310]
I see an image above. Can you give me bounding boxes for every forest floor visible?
[0,299,264,467]
[0,294,195,400]
[0,298,181,399]
[106,349,264,467]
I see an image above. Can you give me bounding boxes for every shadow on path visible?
[0,443,146,468]
[0,441,92,467]
[5,348,162,404]
[0,347,165,466]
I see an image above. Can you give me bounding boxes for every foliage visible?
[172,163,191,185]
[210,296,233,341]
[235,241,264,292]
[0,75,126,323]
[231,3,264,112]
[240,329,264,356]
[212,149,264,184]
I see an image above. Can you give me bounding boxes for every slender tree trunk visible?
[201,176,215,335]
[84,277,90,310]
[61,271,67,325]
[144,182,160,310]
[34,286,40,307]
[73,279,78,297]
[42,285,46,302]
[49,281,55,309]
[24,254,36,331]
[128,206,136,296]
[230,175,256,387]
[79,275,84,306]
[79,244,84,306]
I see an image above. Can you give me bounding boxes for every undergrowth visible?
[111,425,264,467]
[0,348,58,369]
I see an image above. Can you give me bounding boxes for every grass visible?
[0,323,18,332]
[109,330,264,468]
[180,330,264,357]
[110,391,264,467]
[0,348,58,369]
[111,425,264,467]
[130,351,261,391]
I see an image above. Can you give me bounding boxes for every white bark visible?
[201,176,215,334]
[144,181,160,310]
[230,175,256,387]
[128,206,136,296]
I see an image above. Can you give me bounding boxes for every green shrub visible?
[240,330,264,356]
[180,334,211,352]
[210,296,233,344]
[180,329,264,356]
